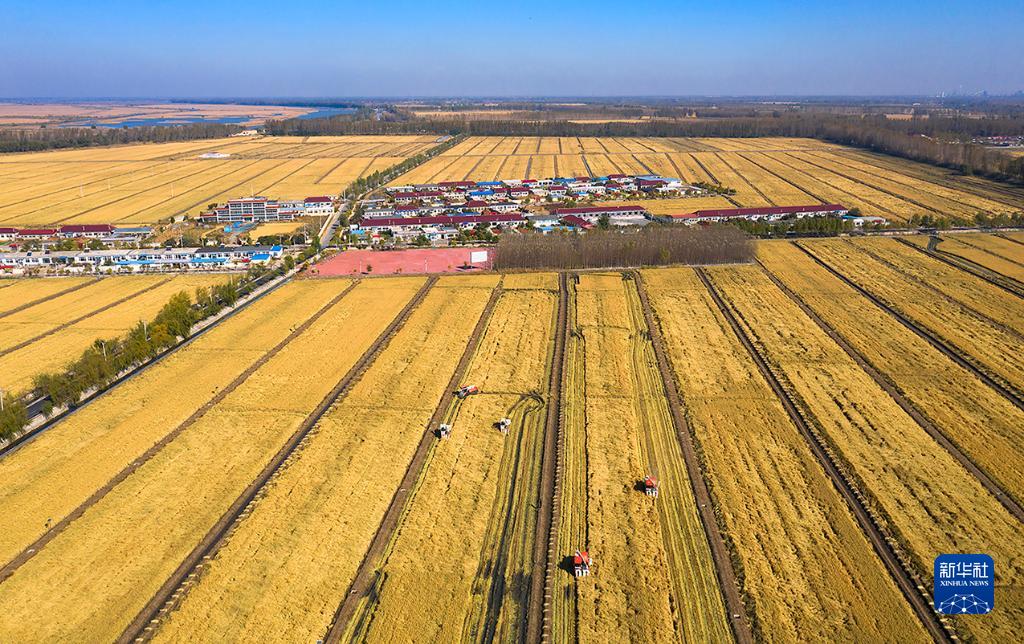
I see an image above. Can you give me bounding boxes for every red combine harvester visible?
[455,385,479,399]
[573,550,592,577]
[644,475,659,498]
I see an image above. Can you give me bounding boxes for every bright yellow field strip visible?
[691,153,771,207]
[500,155,531,180]
[248,221,305,238]
[607,153,648,175]
[0,280,346,566]
[0,276,168,350]
[528,154,556,180]
[0,278,424,642]
[921,235,1024,281]
[721,153,820,205]
[964,233,1024,262]
[513,137,542,155]
[502,272,559,290]
[791,152,984,217]
[154,276,495,641]
[0,277,95,315]
[641,267,927,642]
[759,241,1024,513]
[356,286,556,642]
[0,137,431,226]
[571,274,730,642]
[801,239,1024,394]
[440,137,484,157]
[581,153,620,177]
[811,151,1017,214]
[538,137,561,154]
[668,153,717,184]
[709,264,1024,642]
[317,156,375,186]
[556,154,588,177]
[466,155,507,181]
[489,137,521,155]
[780,152,973,219]
[740,152,911,221]
[0,274,226,395]
[850,237,1024,336]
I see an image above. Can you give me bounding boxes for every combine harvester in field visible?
[455,385,479,399]
[437,423,452,439]
[573,550,593,577]
[496,417,512,435]
[644,475,659,498]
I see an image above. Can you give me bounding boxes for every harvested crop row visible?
[0,279,347,568]
[567,273,730,642]
[691,153,771,207]
[802,239,1024,395]
[352,285,557,642]
[0,274,227,395]
[903,234,1024,283]
[153,276,498,642]
[0,275,169,351]
[708,264,1024,642]
[0,278,424,642]
[968,233,1024,261]
[758,241,1024,506]
[849,237,1024,336]
[0,277,94,316]
[640,266,928,642]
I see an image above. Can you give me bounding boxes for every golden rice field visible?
[0,274,228,396]
[0,231,1022,641]
[246,220,305,239]
[393,136,1024,222]
[0,135,438,226]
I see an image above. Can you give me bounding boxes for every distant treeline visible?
[265,112,1024,183]
[493,226,752,270]
[0,122,243,154]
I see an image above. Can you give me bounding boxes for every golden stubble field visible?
[393,136,1024,222]
[0,232,1021,641]
[0,135,438,226]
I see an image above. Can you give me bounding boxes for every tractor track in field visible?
[0,281,361,584]
[846,240,1024,343]
[757,260,1024,524]
[322,282,505,643]
[952,235,1024,268]
[530,273,568,644]
[793,242,1024,413]
[996,232,1024,247]
[696,267,953,644]
[118,277,438,644]
[0,278,100,320]
[0,276,175,359]
[892,237,1024,299]
[634,271,753,644]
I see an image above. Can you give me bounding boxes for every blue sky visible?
[1,1,1022,98]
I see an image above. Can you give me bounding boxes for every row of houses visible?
[657,204,859,225]
[0,245,283,273]
[1,224,154,243]
[197,196,334,224]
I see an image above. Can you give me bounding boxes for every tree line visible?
[493,226,752,270]
[0,279,243,440]
[0,122,244,154]
[265,112,1024,184]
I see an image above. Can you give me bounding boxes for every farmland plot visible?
[554,273,730,643]
[0,278,424,642]
[352,285,557,643]
[758,241,1024,516]
[0,275,169,352]
[904,234,1024,283]
[802,239,1024,394]
[849,237,1024,336]
[0,280,346,569]
[640,267,928,642]
[0,274,226,395]
[0,277,94,315]
[707,264,1024,642]
[692,153,771,207]
[154,276,497,642]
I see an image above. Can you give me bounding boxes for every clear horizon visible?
[2,1,1023,97]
